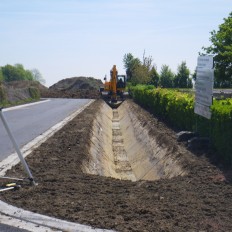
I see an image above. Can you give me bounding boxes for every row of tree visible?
[123,12,232,88]
[0,64,45,84]
[123,52,193,88]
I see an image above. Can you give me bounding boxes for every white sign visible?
[194,55,214,119]
[195,68,214,106]
[197,56,214,69]
[194,102,211,119]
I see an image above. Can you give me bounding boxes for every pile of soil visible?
[1,100,232,232]
[49,76,103,91]
[41,88,101,99]
[42,76,103,99]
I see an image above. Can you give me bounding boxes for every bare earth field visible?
[1,99,232,232]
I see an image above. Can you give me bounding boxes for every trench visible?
[82,101,185,181]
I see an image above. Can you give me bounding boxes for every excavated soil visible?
[1,99,232,232]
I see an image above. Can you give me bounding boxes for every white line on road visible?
[3,99,51,112]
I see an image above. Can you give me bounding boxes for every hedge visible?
[130,85,232,165]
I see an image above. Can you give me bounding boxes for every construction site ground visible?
[1,99,232,232]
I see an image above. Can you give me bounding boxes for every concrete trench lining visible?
[82,101,186,181]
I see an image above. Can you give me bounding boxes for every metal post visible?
[0,108,36,185]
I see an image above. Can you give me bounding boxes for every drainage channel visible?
[84,101,186,182]
[112,109,136,181]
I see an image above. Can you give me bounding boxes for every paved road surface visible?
[0,224,29,232]
[0,98,91,161]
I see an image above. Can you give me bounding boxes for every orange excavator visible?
[100,65,127,108]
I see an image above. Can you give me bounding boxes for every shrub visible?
[130,85,232,165]
[29,87,40,100]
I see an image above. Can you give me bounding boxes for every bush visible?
[0,83,7,105]
[130,85,232,165]
[29,87,40,100]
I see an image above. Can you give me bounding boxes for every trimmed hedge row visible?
[130,85,232,165]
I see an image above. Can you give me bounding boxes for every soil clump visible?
[1,100,232,232]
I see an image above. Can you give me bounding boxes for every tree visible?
[123,52,158,85]
[1,64,43,82]
[150,66,159,87]
[187,77,193,88]
[2,64,20,81]
[30,68,46,85]
[0,68,3,82]
[192,69,197,82]
[142,50,153,71]
[173,61,191,88]
[15,64,34,81]
[202,12,232,87]
[132,65,151,85]
[123,53,141,81]
[159,65,174,88]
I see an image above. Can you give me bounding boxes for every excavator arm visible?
[100,65,127,108]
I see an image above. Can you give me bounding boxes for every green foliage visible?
[0,83,7,105]
[159,65,174,88]
[123,52,159,85]
[192,69,197,82]
[123,53,194,88]
[29,87,40,99]
[2,64,20,81]
[210,99,232,163]
[150,66,159,87]
[202,12,232,87]
[130,85,232,165]
[1,64,44,83]
[123,53,141,81]
[0,68,3,82]
[174,61,192,88]
[132,65,151,85]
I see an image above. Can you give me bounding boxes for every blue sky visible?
[0,0,231,87]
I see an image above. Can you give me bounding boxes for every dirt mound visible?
[41,88,101,99]
[1,100,232,231]
[49,76,103,91]
[42,77,103,99]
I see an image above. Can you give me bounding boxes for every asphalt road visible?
[213,89,232,94]
[0,224,29,232]
[0,98,92,162]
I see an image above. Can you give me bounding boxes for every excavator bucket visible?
[107,100,123,109]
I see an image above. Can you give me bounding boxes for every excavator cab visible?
[100,65,128,108]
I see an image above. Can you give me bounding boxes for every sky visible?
[0,0,231,87]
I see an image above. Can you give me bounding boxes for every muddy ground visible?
[1,99,232,232]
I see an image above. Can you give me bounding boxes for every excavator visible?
[100,65,127,108]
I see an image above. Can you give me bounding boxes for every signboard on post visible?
[197,56,214,70]
[194,102,211,119]
[194,55,214,119]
